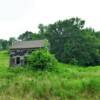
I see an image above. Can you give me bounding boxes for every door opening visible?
[16,57,20,65]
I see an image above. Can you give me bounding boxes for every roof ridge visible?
[10,39,45,49]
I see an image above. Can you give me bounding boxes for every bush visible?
[26,49,57,71]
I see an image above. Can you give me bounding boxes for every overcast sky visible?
[0,0,100,40]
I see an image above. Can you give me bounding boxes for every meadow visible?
[0,51,100,100]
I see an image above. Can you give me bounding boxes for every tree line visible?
[0,17,100,66]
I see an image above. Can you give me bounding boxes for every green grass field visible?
[0,51,100,100]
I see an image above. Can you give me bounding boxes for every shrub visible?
[26,49,57,71]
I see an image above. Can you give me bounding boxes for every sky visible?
[0,0,100,40]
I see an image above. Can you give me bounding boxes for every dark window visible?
[16,57,20,65]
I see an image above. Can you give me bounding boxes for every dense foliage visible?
[18,31,44,41]
[38,18,100,66]
[0,39,9,50]
[0,37,16,51]
[0,17,100,66]
[26,49,57,70]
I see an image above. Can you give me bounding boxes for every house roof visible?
[10,40,45,49]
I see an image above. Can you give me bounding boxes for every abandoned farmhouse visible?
[9,40,45,66]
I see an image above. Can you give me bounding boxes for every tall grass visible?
[0,51,100,100]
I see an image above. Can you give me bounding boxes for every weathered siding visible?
[10,48,36,66]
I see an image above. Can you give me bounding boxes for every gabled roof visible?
[10,40,44,49]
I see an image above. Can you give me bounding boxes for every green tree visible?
[9,37,17,46]
[18,31,34,41]
[38,24,47,39]
[32,33,44,40]
[38,18,100,66]
[0,39,9,50]
[18,31,45,41]
[45,18,85,62]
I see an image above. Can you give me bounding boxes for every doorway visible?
[16,57,20,65]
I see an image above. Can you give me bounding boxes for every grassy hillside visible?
[0,51,100,100]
